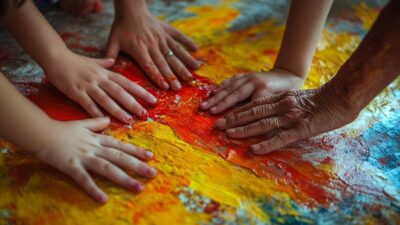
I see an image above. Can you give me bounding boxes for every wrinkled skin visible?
[59,0,104,16]
[199,69,304,114]
[107,8,200,91]
[215,86,359,154]
[45,51,157,124]
[35,117,157,203]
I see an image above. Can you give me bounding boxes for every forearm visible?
[328,0,400,110]
[2,0,68,72]
[0,73,52,152]
[274,0,333,78]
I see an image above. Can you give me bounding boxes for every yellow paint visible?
[0,2,390,225]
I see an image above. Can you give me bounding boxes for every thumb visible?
[81,117,110,132]
[106,38,120,59]
[252,89,272,100]
[92,58,115,68]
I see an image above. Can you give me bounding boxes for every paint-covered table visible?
[0,0,399,224]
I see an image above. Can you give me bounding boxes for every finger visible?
[86,157,144,193]
[97,147,157,178]
[100,135,154,160]
[232,92,287,114]
[161,39,193,81]
[92,58,115,69]
[89,87,132,124]
[210,83,255,114]
[225,117,288,139]
[216,101,286,130]
[200,76,248,111]
[100,79,148,119]
[81,117,110,132]
[68,164,108,203]
[212,74,245,94]
[149,47,181,91]
[130,47,169,90]
[106,38,120,59]
[167,37,200,70]
[109,73,157,105]
[250,126,303,155]
[165,24,198,51]
[75,93,104,117]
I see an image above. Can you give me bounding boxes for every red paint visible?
[25,55,343,207]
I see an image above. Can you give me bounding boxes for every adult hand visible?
[34,117,157,203]
[199,69,304,114]
[107,2,200,91]
[45,50,157,124]
[215,85,360,154]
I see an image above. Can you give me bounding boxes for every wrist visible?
[270,67,306,80]
[17,116,56,155]
[320,78,363,117]
[41,47,72,75]
[114,0,149,21]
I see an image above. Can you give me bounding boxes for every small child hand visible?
[59,0,103,16]
[45,51,157,124]
[34,117,157,203]
[199,69,305,114]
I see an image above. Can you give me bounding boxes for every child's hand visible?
[59,0,104,16]
[107,3,200,91]
[45,51,157,124]
[34,117,157,203]
[199,69,305,114]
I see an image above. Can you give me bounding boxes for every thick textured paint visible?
[0,1,399,224]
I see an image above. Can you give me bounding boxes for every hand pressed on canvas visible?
[0,73,157,203]
[107,0,200,91]
[4,0,156,124]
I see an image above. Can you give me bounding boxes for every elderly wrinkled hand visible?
[215,86,359,154]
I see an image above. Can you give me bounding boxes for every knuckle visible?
[177,66,187,76]
[81,100,94,111]
[231,89,243,97]
[241,126,251,135]
[114,150,124,162]
[259,118,271,128]
[102,162,112,171]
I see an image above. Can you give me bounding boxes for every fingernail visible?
[131,182,144,192]
[150,96,157,104]
[210,107,218,114]
[141,110,149,119]
[147,168,157,178]
[161,81,169,90]
[200,102,208,108]
[172,80,181,91]
[185,71,193,79]
[226,128,235,134]
[216,119,226,128]
[145,151,153,159]
[126,116,133,123]
[250,144,261,153]
[98,193,108,203]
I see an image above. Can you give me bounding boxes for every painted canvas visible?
[0,0,399,224]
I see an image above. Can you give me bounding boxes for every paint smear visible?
[0,1,399,225]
